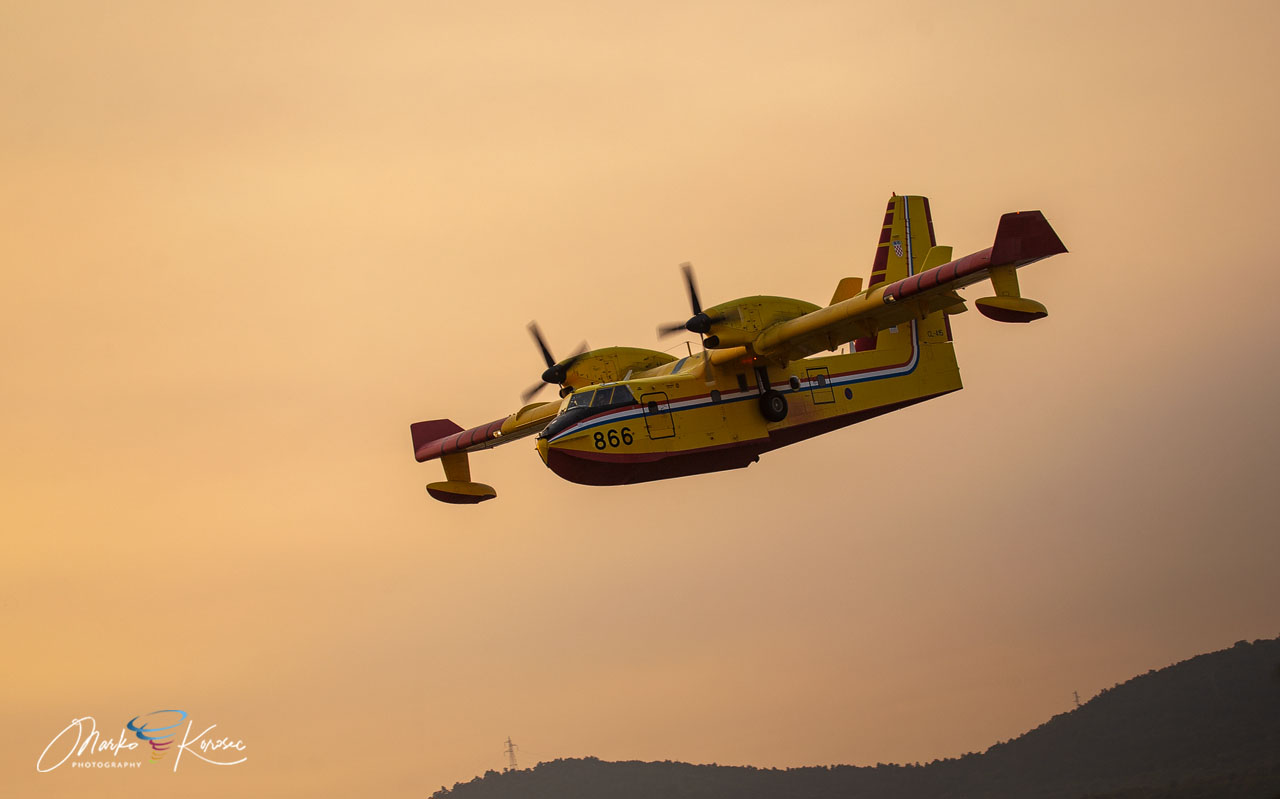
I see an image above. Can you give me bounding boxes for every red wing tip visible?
[992,210,1068,264]
[411,419,466,461]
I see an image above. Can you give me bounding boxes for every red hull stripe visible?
[552,436,751,464]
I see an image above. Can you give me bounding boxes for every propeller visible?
[656,262,735,386]
[657,262,738,338]
[521,322,589,403]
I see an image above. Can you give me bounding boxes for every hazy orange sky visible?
[3,1,1278,795]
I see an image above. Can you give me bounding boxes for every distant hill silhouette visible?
[434,636,1280,799]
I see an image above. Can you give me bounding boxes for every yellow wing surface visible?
[750,197,1067,363]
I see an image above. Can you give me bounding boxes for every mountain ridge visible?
[434,636,1280,798]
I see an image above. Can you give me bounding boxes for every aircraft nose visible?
[536,437,550,465]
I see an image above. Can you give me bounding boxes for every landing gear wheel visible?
[759,390,788,422]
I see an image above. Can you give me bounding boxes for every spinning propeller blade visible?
[528,321,557,370]
[522,322,589,402]
[681,262,702,317]
[655,262,723,385]
[656,261,739,338]
[520,380,548,404]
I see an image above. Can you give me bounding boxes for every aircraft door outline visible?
[806,366,835,404]
[639,392,676,439]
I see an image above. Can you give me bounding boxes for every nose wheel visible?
[759,390,788,422]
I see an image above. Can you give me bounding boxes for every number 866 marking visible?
[594,427,634,450]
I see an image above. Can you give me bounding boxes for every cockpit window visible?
[590,389,614,409]
[595,386,637,407]
[567,385,636,412]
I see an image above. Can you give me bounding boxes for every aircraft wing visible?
[409,400,560,503]
[751,210,1068,362]
[411,401,558,462]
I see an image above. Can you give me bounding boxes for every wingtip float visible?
[410,195,1068,503]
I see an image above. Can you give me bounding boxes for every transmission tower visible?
[1073,690,1081,708]
[504,736,518,771]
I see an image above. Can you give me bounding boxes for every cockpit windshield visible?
[590,389,613,409]
[566,385,636,411]
[541,385,639,441]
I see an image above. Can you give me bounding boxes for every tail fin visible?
[856,194,936,351]
[866,194,936,289]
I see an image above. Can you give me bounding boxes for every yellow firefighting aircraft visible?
[410,195,1067,503]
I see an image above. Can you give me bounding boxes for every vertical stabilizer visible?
[855,195,937,351]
